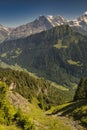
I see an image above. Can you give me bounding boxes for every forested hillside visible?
[0,25,87,87]
[0,68,74,110]
[0,81,35,130]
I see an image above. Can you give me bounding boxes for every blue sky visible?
[0,0,87,27]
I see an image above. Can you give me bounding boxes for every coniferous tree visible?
[74,78,87,100]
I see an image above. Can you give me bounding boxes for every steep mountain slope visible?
[48,78,87,130]
[9,16,53,39]
[9,15,66,39]
[0,68,74,110]
[0,24,11,43]
[50,100,87,129]
[9,91,84,130]
[68,11,87,36]
[0,69,85,130]
[46,15,66,26]
[0,81,35,130]
[50,78,87,129]
[0,78,80,130]
[0,25,87,87]
[0,16,67,42]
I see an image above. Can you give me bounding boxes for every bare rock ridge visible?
[8,91,31,112]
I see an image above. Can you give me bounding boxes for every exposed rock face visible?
[9,16,53,39]
[10,12,87,39]
[8,91,31,112]
[67,12,87,35]
[47,15,66,26]
[9,82,16,90]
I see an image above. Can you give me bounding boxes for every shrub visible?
[14,109,35,130]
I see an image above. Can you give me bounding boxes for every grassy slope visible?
[0,125,21,130]
[0,81,35,130]
[8,91,76,130]
[0,82,76,130]
[50,100,87,129]
[28,102,72,130]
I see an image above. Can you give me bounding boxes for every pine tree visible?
[74,78,87,100]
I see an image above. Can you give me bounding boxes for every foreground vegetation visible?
[0,67,86,129]
[50,78,87,129]
[0,81,35,130]
[0,81,80,130]
[51,100,87,129]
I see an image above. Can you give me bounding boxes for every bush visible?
[14,109,35,130]
[0,81,16,125]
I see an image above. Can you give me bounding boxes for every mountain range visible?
[0,11,87,42]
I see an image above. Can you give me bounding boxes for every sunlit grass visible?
[25,98,73,130]
[1,53,7,58]
[50,100,87,129]
[51,82,69,91]
[67,59,82,66]
[0,125,21,130]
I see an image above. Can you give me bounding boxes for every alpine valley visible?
[0,11,87,130]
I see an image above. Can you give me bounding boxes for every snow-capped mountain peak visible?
[83,11,87,15]
[77,12,87,24]
[0,24,11,34]
[46,15,65,27]
[47,15,54,20]
[46,15,55,26]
